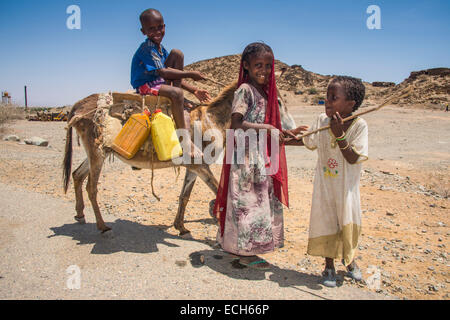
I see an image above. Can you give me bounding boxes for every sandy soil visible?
[0,104,449,300]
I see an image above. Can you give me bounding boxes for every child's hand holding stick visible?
[294,87,412,140]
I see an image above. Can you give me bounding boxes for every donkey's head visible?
[278,97,296,130]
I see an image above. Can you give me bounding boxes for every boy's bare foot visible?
[184,100,194,109]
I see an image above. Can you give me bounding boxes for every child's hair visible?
[241,42,273,75]
[330,76,366,111]
[139,8,161,25]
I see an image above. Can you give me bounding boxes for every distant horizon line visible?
[2,56,448,107]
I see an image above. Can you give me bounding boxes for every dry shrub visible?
[426,172,450,198]
[0,104,25,127]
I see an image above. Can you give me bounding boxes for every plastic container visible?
[111,110,151,159]
[151,109,183,161]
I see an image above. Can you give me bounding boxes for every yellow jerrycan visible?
[111,110,151,159]
[151,109,183,161]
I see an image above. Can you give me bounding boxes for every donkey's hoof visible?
[209,199,217,221]
[74,216,86,224]
[179,231,192,239]
[100,228,114,238]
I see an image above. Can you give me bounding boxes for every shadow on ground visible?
[188,250,332,300]
[49,218,333,299]
[48,218,214,255]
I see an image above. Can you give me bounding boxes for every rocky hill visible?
[184,54,333,105]
[388,68,450,107]
[185,54,449,109]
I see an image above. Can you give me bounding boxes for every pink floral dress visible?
[217,83,284,256]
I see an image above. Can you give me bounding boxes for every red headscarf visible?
[213,55,289,237]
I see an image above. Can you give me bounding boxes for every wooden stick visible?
[296,87,412,139]
[204,77,227,87]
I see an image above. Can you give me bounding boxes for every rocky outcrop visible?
[372,82,396,88]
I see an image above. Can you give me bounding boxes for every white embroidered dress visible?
[303,113,368,265]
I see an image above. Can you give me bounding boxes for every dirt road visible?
[0,104,448,300]
[0,181,387,300]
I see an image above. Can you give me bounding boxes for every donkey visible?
[63,81,296,236]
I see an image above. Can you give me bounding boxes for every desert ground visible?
[0,103,449,300]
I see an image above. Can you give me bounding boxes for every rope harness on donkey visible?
[66,92,175,200]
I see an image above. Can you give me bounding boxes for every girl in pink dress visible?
[214,43,289,269]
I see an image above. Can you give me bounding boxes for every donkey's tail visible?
[63,126,73,194]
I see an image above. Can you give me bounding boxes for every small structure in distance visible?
[1,91,11,104]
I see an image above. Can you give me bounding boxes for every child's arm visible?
[283,137,304,146]
[231,113,285,143]
[231,113,275,132]
[330,112,360,164]
[181,80,211,103]
[282,126,309,146]
[157,68,211,102]
[157,67,204,82]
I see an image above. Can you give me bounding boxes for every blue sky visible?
[0,0,449,106]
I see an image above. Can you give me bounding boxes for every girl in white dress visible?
[285,76,368,287]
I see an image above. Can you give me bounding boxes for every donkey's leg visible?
[193,164,219,194]
[85,150,110,233]
[189,164,219,220]
[73,158,89,223]
[174,169,198,236]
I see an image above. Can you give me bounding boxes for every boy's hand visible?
[190,71,206,81]
[330,112,345,138]
[194,89,211,103]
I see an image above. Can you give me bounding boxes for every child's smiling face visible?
[243,51,273,87]
[141,13,165,45]
[325,81,355,118]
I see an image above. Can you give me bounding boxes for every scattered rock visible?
[24,137,49,147]
[428,285,439,292]
[175,260,187,267]
[3,134,20,141]
[393,285,404,293]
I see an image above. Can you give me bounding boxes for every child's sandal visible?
[342,260,362,281]
[346,265,362,281]
[322,268,337,287]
